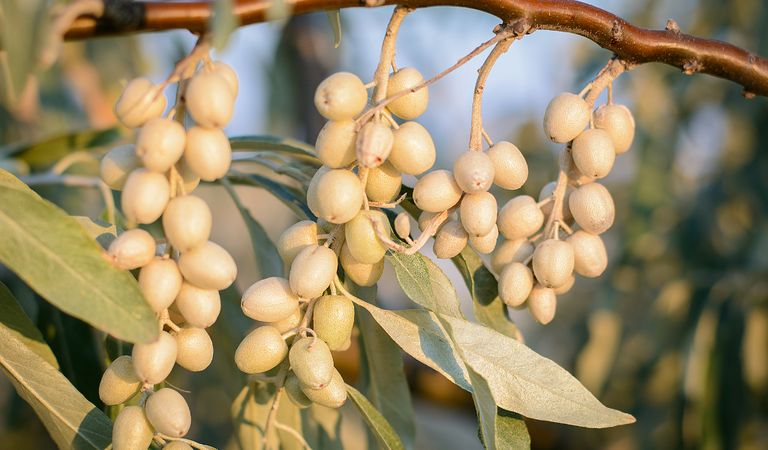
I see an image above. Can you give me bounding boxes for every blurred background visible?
[1,0,768,449]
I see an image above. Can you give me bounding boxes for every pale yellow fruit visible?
[527,283,556,324]
[386,67,428,120]
[121,168,170,224]
[532,239,574,289]
[277,220,321,265]
[498,262,533,308]
[453,151,495,194]
[565,230,608,278]
[209,61,239,96]
[485,141,527,190]
[107,228,156,270]
[132,330,177,384]
[175,280,221,328]
[314,72,368,120]
[497,195,544,240]
[413,170,463,213]
[98,355,141,406]
[241,277,300,322]
[186,72,235,128]
[184,126,232,181]
[553,273,575,295]
[345,210,388,264]
[301,368,347,409]
[460,192,497,237]
[285,371,313,408]
[394,212,411,240]
[114,78,166,128]
[543,93,590,143]
[593,103,635,154]
[112,405,154,450]
[390,121,436,175]
[307,166,333,217]
[100,145,141,190]
[418,210,458,233]
[339,243,384,287]
[469,224,498,254]
[366,160,402,203]
[491,238,535,274]
[289,245,338,299]
[163,442,193,450]
[315,119,358,168]
[538,181,574,223]
[289,336,334,390]
[138,257,183,312]
[172,324,214,372]
[569,182,615,234]
[356,121,393,168]
[145,388,191,437]
[559,149,595,185]
[234,325,288,374]
[178,241,237,290]
[171,156,202,194]
[571,128,615,179]
[313,295,355,351]
[269,307,303,334]
[162,195,212,253]
[135,117,186,173]
[433,221,468,259]
[315,169,364,224]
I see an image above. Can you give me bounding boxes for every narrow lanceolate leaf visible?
[0,128,121,169]
[346,384,406,450]
[227,171,314,220]
[386,250,464,319]
[0,325,113,449]
[0,181,158,344]
[326,10,342,48]
[232,382,280,450]
[230,135,319,160]
[0,281,58,368]
[211,0,238,50]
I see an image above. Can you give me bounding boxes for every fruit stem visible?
[542,145,571,240]
[481,128,494,147]
[297,299,319,337]
[262,361,289,448]
[274,422,314,450]
[373,204,460,255]
[582,56,633,109]
[371,7,412,106]
[469,34,515,152]
[369,192,408,209]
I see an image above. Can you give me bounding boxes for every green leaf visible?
[0,0,49,106]
[385,250,464,319]
[346,384,406,450]
[230,135,319,160]
[326,10,342,48]
[0,325,113,450]
[232,381,280,450]
[0,128,122,170]
[0,181,158,344]
[0,281,58,368]
[211,0,239,50]
[453,247,520,340]
[227,171,314,220]
[0,167,40,197]
[72,216,121,250]
[301,404,343,450]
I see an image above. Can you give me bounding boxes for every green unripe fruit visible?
[469,224,498,254]
[107,228,156,270]
[289,245,338,300]
[289,337,334,390]
[390,121,436,175]
[366,160,402,203]
[453,151,495,194]
[527,283,556,324]
[532,239,574,289]
[314,72,368,120]
[356,121,393,168]
[312,295,355,351]
[497,195,544,240]
[114,78,166,128]
[460,192,497,237]
[100,145,142,191]
[172,324,214,372]
[553,274,575,295]
[418,210,458,233]
[307,166,333,217]
[99,355,141,405]
[132,330,177,385]
[186,72,235,128]
[241,277,300,322]
[178,241,237,290]
[121,168,170,224]
[339,243,384,287]
[565,230,608,278]
[175,281,221,328]
[345,210,389,264]
[413,170,463,213]
[208,61,239,96]
[315,169,364,224]
[234,326,288,374]
[543,93,590,143]
[491,238,535,274]
[135,117,186,173]
[138,257,183,312]
[301,368,347,409]
[315,119,358,168]
[485,141,527,190]
[386,67,428,120]
[278,220,322,265]
[593,103,635,154]
[112,405,154,450]
[569,182,615,235]
[538,181,574,223]
[571,128,616,179]
[145,388,191,437]
[184,126,232,182]
[433,221,468,259]
[284,371,313,408]
[394,212,411,240]
[162,195,212,253]
[269,307,303,334]
[498,262,534,308]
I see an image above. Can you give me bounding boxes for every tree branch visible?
[64,0,768,97]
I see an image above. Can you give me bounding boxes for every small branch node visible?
[665,19,681,34]
[682,58,703,75]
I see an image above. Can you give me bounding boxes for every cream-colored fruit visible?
[121,168,170,224]
[491,238,535,274]
[460,192,497,237]
[171,156,202,194]
[565,229,608,278]
[394,212,411,240]
[178,241,237,290]
[234,326,288,374]
[184,126,232,181]
[175,281,221,328]
[571,128,616,179]
[497,195,544,240]
[186,72,235,128]
[100,145,141,190]
[107,228,156,270]
[453,151,495,194]
[315,72,368,120]
[593,103,635,154]
[390,121,436,175]
[553,273,575,295]
[413,170,463,213]
[433,221,468,259]
[559,149,595,185]
[356,121,393,168]
[532,239,574,289]
[277,220,321,265]
[301,368,347,408]
[339,243,384,287]
[241,277,300,322]
[315,119,358,168]
[138,257,183,312]
[418,210,458,233]
[307,166,333,217]
[289,245,338,299]
[485,141,527,190]
[538,181,574,223]
[98,355,141,406]
[172,324,214,372]
[345,210,388,264]
[313,295,355,351]
[132,331,177,385]
[145,388,191,437]
[386,67,428,120]
[209,61,239,96]
[366,160,402,203]
[315,169,364,224]
[498,262,534,307]
[543,93,590,143]
[162,195,212,253]
[163,442,193,450]
[289,337,334,390]
[269,307,303,334]
[135,117,186,173]
[569,182,615,234]
[469,224,498,254]
[527,283,557,324]
[285,371,313,408]
[114,78,166,128]
[112,405,154,450]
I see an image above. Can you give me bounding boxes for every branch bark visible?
[64,0,768,97]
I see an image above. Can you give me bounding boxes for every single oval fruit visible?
[366,160,402,203]
[114,78,166,128]
[571,128,616,179]
[460,192,497,237]
[178,241,237,290]
[314,169,364,224]
[241,277,300,322]
[289,336,334,390]
[498,262,534,308]
[112,405,154,450]
[345,209,389,264]
[98,355,141,406]
[527,283,557,324]
[339,243,384,287]
[386,67,428,120]
[315,119,358,168]
[163,442,193,450]
[135,117,186,173]
[277,220,321,265]
[132,330,177,385]
[497,195,544,240]
[285,370,313,408]
[593,103,635,154]
[314,72,368,120]
[453,151,495,194]
[234,325,288,374]
[491,238,535,274]
[208,61,239,96]
[184,126,232,182]
[172,324,214,372]
[121,168,170,224]
[433,221,468,259]
[569,182,615,234]
[390,121,436,175]
[413,170,463,213]
[145,388,191,438]
[313,295,355,351]
[301,368,347,409]
[553,273,575,295]
[289,245,338,299]
[469,224,498,254]
[163,195,212,253]
[356,121,393,168]
[186,72,235,128]
[485,141,527,190]
[138,257,183,312]
[175,280,221,328]
[565,229,608,278]
[532,239,574,289]
[100,145,142,191]
[543,93,590,143]
[394,212,411,240]
[107,228,156,270]
[269,307,303,334]
[307,166,333,218]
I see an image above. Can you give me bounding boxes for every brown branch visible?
[64,0,768,98]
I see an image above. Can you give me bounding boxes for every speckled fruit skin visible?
[485,141,528,190]
[413,170,463,213]
[99,356,141,406]
[175,281,221,328]
[491,239,535,274]
[345,210,389,264]
[285,371,313,408]
[469,224,498,254]
[532,239,575,289]
[565,229,608,278]
[314,72,368,120]
[433,221,469,259]
[131,331,177,385]
[315,119,358,168]
[112,405,154,450]
[571,128,616,179]
[138,257,183,312]
[172,324,214,372]
[277,221,321,265]
[339,243,385,287]
[390,121,436,175]
[569,182,615,235]
[241,277,300,323]
[177,241,237,290]
[460,192,497,237]
[301,368,347,408]
[234,326,288,374]
[366,160,402,203]
[498,262,534,308]
[289,337,334,390]
[314,169,364,224]
[107,228,156,270]
[289,245,338,300]
[527,283,557,325]
[453,151,495,194]
[593,103,635,154]
[497,195,545,240]
[386,67,428,120]
[313,295,355,351]
[356,121,393,168]
[145,388,192,438]
[543,93,590,143]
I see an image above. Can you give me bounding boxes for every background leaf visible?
[346,384,406,450]
[231,381,280,450]
[0,128,122,170]
[211,0,239,51]
[325,10,342,48]
[386,250,464,319]
[301,404,343,450]
[0,281,58,368]
[230,135,319,160]
[72,217,120,250]
[227,171,314,220]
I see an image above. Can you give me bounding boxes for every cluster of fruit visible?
[97,61,240,449]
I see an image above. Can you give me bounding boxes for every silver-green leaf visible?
[0,281,59,369]
[346,384,406,450]
[386,250,464,319]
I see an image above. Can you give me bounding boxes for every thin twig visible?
[469,36,516,151]
[274,422,314,450]
[374,204,460,255]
